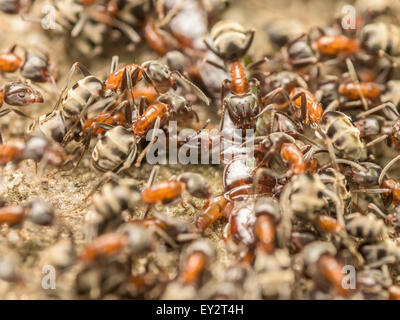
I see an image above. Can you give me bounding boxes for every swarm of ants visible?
[2,0,400,300]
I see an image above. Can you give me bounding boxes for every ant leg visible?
[367,256,396,269]
[116,144,138,174]
[365,135,388,148]
[379,154,400,185]
[352,188,390,194]
[0,108,33,119]
[322,188,345,228]
[218,99,227,132]
[290,91,307,123]
[323,99,340,114]
[122,69,135,123]
[241,29,256,56]
[52,62,91,112]
[157,0,184,27]
[356,102,399,120]
[377,50,398,83]
[74,128,93,168]
[252,167,284,194]
[203,38,222,59]
[110,55,119,74]
[291,57,318,67]
[139,96,149,116]
[108,18,141,44]
[220,79,231,106]
[256,87,291,119]
[345,58,368,111]
[93,122,115,132]
[203,59,226,71]
[142,165,160,218]
[147,164,160,188]
[368,203,389,219]
[71,11,89,38]
[247,57,269,71]
[316,128,339,170]
[135,116,161,167]
[85,171,124,200]
[61,96,95,146]
[171,71,210,106]
[141,69,161,95]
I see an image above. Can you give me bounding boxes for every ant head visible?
[225,93,257,130]
[158,93,189,114]
[142,60,174,91]
[178,172,211,199]
[3,81,43,106]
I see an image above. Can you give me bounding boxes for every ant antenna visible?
[379,154,400,185]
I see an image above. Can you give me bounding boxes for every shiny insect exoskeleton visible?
[54,62,104,123]
[301,241,351,297]
[0,135,66,168]
[52,0,107,56]
[283,33,318,70]
[91,125,136,172]
[86,176,141,238]
[142,171,211,205]
[253,197,281,253]
[0,81,43,118]
[80,225,152,263]
[129,214,200,246]
[346,213,387,241]
[20,49,58,83]
[338,81,381,101]
[318,167,352,212]
[27,110,67,144]
[361,22,400,56]
[0,45,58,84]
[250,248,294,299]
[0,0,31,14]
[255,132,307,176]
[281,174,326,222]
[360,239,400,268]
[105,58,209,105]
[91,89,205,172]
[178,239,214,287]
[343,161,381,187]
[313,34,359,57]
[204,20,255,61]
[0,199,55,227]
[319,111,365,160]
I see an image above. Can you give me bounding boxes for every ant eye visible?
[317,191,323,198]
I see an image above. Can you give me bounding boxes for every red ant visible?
[0,135,66,168]
[0,45,57,84]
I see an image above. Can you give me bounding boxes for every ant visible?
[0,199,55,227]
[80,225,152,264]
[0,45,58,85]
[178,239,214,287]
[105,57,209,104]
[301,241,352,297]
[141,166,211,216]
[0,134,66,169]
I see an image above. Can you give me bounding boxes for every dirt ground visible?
[0,0,375,299]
